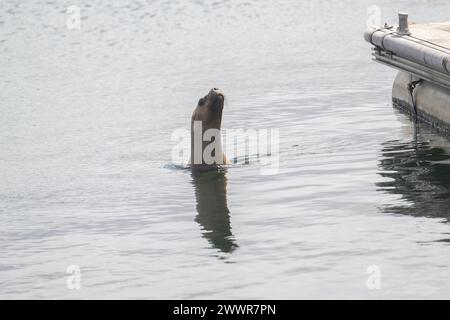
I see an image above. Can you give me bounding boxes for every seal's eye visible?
[198,97,206,106]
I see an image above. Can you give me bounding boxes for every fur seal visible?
[190,88,229,167]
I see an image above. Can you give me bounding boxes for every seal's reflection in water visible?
[377,120,450,220]
[191,168,238,253]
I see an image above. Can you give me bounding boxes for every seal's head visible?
[191,88,225,131]
[190,88,228,166]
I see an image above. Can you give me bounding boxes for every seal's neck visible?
[190,120,225,166]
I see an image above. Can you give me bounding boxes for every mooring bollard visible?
[397,12,411,35]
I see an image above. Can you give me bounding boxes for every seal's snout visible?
[210,87,225,98]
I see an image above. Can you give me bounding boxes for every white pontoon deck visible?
[365,13,450,131]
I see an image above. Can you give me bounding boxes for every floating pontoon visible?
[365,13,450,131]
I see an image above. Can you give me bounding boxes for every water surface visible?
[1,0,450,299]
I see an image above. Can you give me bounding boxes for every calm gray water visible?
[1,0,450,299]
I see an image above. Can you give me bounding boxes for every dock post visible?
[397,12,411,35]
